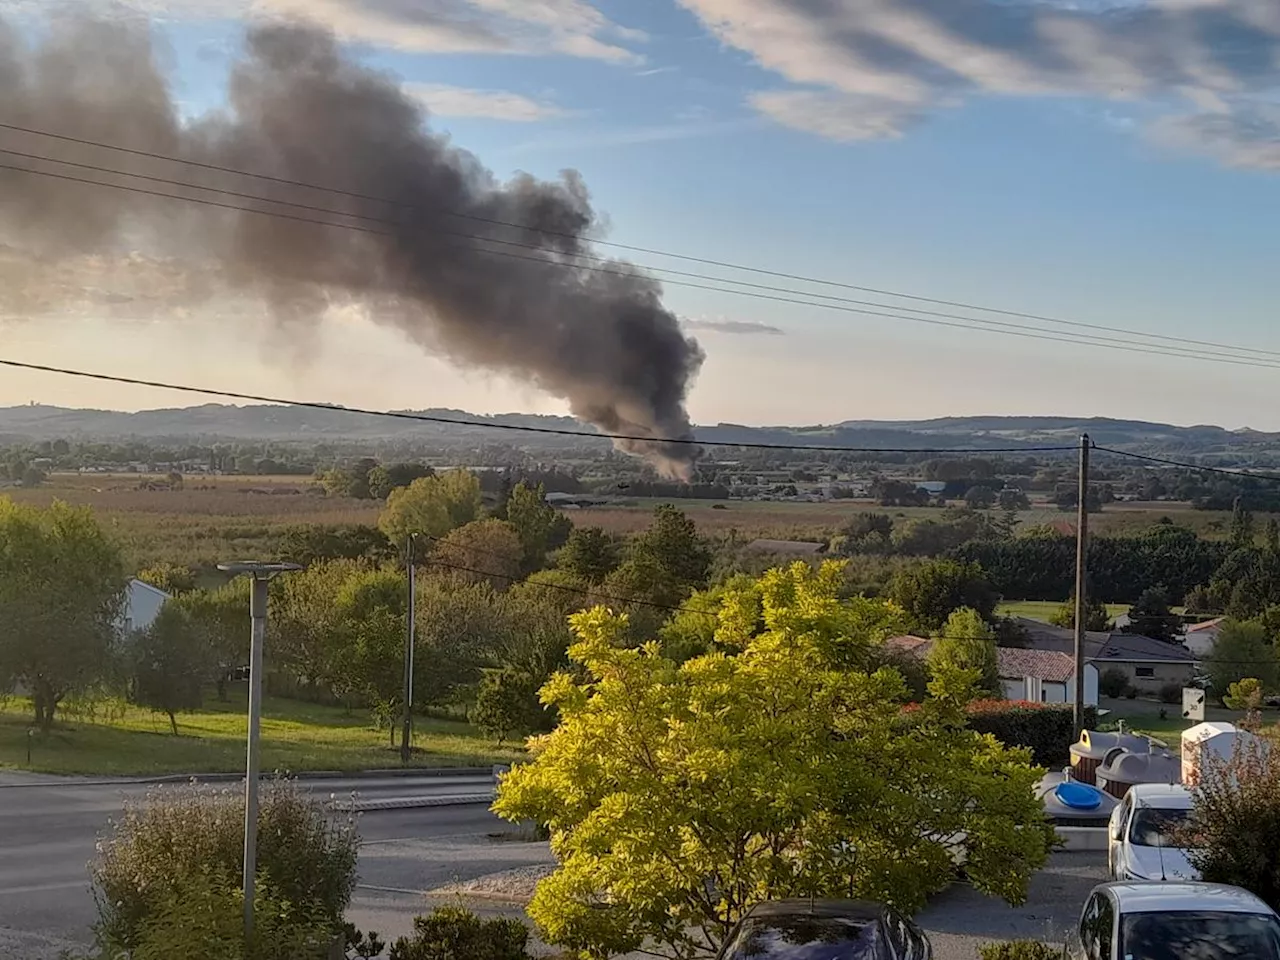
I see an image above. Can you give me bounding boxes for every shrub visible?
[1099,667,1129,699]
[979,941,1060,960]
[389,907,530,960]
[130,871,333,960]
[1124,687,1138,700]
[1159,682,1183,705]
[91,779,359,950]
[966,701,1097,766]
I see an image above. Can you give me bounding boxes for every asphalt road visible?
[0,771,1106,960]
[0,771,506,953]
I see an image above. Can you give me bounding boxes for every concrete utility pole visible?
[1073,435,1091,741]
[400,534,417,765]
[216,560,302,944]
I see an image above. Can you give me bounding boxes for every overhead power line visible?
[1094,446,1280,484]
[3,119,1280,364]
[0,357,1077,454]
[5,155,1280,373]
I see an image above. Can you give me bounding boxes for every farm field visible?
[0,688,519,776]
[997,600,1132,622]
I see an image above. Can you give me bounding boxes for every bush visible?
[1124,687,1138,700]
[129,871,333,960]
[1099,667,1129,699]
[979,941,1060,960]
[91,779,359,950]
[389,907,530,960]
[1159,682,1183,705]
[967,701,1096,766]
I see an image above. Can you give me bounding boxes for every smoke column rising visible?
[0,15,705,475]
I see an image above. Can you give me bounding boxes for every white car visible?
[1107,783,1198,882]
[1063,882,1280,960]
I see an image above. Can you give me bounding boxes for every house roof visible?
[997,647,1077,683]
[884,635,933,658]
[1015,617,1198,664]
[745,538,828,555]
[1185,618,1226,634]
[128,578,172,601]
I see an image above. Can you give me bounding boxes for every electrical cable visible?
[1093,447,1280,484]
[0,358,1077,454]
[6,156,1280,372]
[6,118,1279,362]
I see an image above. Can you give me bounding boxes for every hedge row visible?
[966,700,1097,766]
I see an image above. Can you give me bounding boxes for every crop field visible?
[3,472,380,570]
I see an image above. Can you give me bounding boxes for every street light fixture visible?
[216,560,302,942]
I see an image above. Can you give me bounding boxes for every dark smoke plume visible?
[0,15,704,475]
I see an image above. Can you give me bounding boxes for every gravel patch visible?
[430,863,555,901]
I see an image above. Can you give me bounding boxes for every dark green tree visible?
[1121,586,1181,642]
[506,482,572,571]
[1206,621,1280,696]
[887,559,999,634]
[628,504,712,595]
[128,604,211,735]
[367,462,435,500]
[1231,497,1256,550]
[557,527,620,584]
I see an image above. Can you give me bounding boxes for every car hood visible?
[1127,845,1199,881]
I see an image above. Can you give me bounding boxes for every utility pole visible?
[216,560,301,945]
[1073,434,1091,740]
[400,534,417,765]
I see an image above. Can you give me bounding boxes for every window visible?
[1095,895,1114,960]
[1135,667,1155,678]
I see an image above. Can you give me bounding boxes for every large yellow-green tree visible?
[494,562,1053,960]
[377,469,482,546]
[0,498,126,730]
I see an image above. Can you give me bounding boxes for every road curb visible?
[0,766,495,789]
[335,793,496,812]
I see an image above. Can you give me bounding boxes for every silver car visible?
[1107,783,1197,882]
[1063,881,1280,960]
[716,899,932,960]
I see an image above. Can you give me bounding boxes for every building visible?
[884,635,934,659]
[119,578,171,635]
[997,647,1099,705]
[1182,618,1226,657]
[744,539,828,556]
[1012,617,1199,695]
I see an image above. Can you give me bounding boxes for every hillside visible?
[0,403,1274,458]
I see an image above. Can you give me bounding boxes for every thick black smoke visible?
[0,15,705,475]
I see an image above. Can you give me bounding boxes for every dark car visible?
[716,899,932,960]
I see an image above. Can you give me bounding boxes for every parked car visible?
[1107,783,1197,881]
[716,899,931,959]
[1063,882,1280,960]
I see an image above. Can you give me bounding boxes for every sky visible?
[2,0,1280,430]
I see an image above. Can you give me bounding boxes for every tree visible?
[1121,586,1180,643]
[998,488,1031,511]
[472,668,545,744]
[887,558,999,633]
[136,562,197,595]
[414,578,512,708]
[1267,518,1280,554]
[556,527,619,584]
[1049,593,1110,632]
[321,457,379,499]
[929,608,1001,698]
[430,519,524,589]
[1230,497,1256,549]
[277,523,392,565]
[0,499,126,730]
[367,462,434,500]
[378,470,482,546]
[328,566,407,739]
[1206,621,1280,696]
[127,604,211,734]
[628,504,712,595]
[964,486,997,510]
[506,482,572,571]
[493,563,1053,959]
[1223,677,1264,714]
[171,578,251,701]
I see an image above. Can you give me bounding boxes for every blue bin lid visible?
[1055,781,1103,810]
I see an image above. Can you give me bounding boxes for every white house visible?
[119,578,171,635]
[1183,618,1226,657]
[998,647,1099,706]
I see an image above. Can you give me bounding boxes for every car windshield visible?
[1120,911,1280,960]
[722,917,890,960]
[1130,808,1191,847]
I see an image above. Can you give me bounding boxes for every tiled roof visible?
[1016,617,1198,663]
[1186,618,1226,633]
[885,635,933,658]
[997,647,1076,683]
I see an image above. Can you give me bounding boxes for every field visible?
[3,472,380,570]
[997,600,1132,621]
[0,688,520,776]
[0,473,1252,572]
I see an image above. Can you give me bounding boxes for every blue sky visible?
[3,0,1280,429]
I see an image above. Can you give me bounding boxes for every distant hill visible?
[0,403,1275,458]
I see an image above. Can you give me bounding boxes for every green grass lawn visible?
[998,600,1131,622]
[1098,696,1273,744]
[0,689,523,777]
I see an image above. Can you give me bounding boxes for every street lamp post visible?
[400,534,418,765]
[216,560,302,943]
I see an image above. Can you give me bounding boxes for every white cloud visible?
[677,0,1280,167]
[10,0,644,63]
[682,316,784,335]
[405,83,567,121]
[1151,105,1280,169]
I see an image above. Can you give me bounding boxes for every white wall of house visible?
[119,579,170,634]
[1183,626,1222,658]
[1001,664,1098,706]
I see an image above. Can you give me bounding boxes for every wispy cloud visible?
[676,0,1280,169]
[404,83,568,121]
[682,316,784,335]
[1151,105,1280,170]
[501,116,764,154]
[23,0,646,63]
[636,65,678,77]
